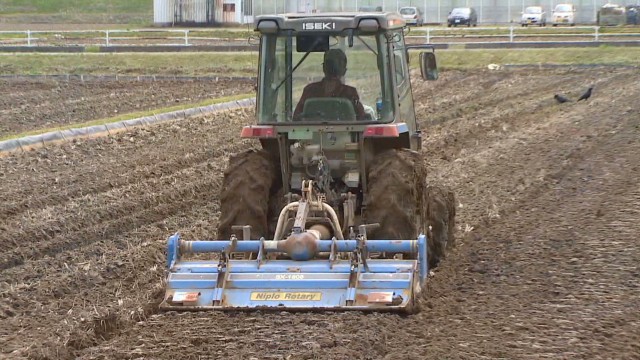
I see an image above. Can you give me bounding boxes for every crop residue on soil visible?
[0,67,638,360]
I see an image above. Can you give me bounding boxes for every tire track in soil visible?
[396,70,640,358]
[0,106,249,222]
[417,68,636,229]
[1,109,258,359]
[0,114,253,292]
[0,109,253,261]
[388,97,640,358]
[412,68,577,126]
[2,201,229,359]
[2,68,638,360]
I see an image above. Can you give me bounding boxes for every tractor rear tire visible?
[366,149,424,242]
[366,149,455,268]
[217,149,276,240]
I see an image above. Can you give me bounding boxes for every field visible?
[1,65,638,359]
[0,77,253,139]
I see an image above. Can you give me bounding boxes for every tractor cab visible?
[248,12,438,196]
[254,13,437,127]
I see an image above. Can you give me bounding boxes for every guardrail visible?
[406,26,640,43]
[0,29,252,47]
[1,26,639,47]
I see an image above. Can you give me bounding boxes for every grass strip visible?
[0,52,258,77]
[1,47,639,77]
[411,47,640,69]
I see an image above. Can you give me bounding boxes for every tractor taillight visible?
[363,125,400,137]
[241,126,276,138]
[388,18,405,27]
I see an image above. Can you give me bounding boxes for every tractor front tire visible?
[217,149,276,240]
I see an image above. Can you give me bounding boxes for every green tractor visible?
[217,12,455,268]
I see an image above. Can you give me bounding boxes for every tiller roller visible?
[161,181,429,313]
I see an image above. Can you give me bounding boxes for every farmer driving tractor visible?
[293,48,366,120]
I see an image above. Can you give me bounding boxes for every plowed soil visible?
[1,67,639,360]
[0,78,253,138]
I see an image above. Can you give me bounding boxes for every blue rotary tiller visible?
[161,234,427,312]
[161,182,429,313]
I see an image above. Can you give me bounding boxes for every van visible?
[552,3,576,26]
[597,4,626,26]
[399,6,424,26]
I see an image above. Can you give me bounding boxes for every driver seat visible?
[300,97,356,121]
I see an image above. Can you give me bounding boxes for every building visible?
[155,0,640,26]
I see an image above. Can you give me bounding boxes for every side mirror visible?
[420,51,438,81]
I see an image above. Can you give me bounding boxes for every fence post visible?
[105,30,110,46]
[509,26,514,43]
[594,26,599,42]
[426,28,431,43]
[184,30,189,46]
[27,30,31,46]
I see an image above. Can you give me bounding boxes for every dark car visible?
[358,5,383,12]
[447,7,478,27]
[627,5,640,25]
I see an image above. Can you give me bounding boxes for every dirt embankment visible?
[0,67,638,359]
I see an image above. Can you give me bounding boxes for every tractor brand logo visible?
[302,22,336,30]
[250,292,322,301]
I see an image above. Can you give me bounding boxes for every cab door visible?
[390,30,417,133]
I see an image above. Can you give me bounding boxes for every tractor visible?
[161,12,455,313]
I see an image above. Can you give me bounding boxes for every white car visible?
[399,6,424,26]
[552,3,576,26]
[521,6,546,27]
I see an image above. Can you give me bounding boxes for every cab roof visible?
[254,12,406,32]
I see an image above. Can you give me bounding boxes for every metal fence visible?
[1,27,639,47]
[0,29,221,47]
[250,0,640,25]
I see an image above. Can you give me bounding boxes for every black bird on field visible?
[577,86,593,101]
[554,94,571,104]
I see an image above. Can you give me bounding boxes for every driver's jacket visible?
[293,77,366,120]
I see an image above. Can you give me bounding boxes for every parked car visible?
[447,7,478,27]
[625,5,639,25]
[521,6,546,27]
[358,5,383,12]
[598,3,626,26]
[552,3,576,26]
[399,6,424,26]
